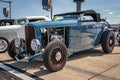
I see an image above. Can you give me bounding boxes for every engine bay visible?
[42,27,67,48]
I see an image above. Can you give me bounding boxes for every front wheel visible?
[43,41,68,72]
[101,31,115,53]
[8,39,25,60]
[0,37,9,53]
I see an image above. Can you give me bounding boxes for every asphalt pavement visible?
[0,46,120,80]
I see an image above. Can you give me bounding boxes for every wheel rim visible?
[0,39,8,52]
[109,36,114,47]
[55,51,62,61]
[51,48,65,67]
[13,42,26,59]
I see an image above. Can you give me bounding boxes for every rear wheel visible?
[0,37,9,53]
[101,31,115,53]
[43,41,68,72]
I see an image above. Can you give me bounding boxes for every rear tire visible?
[43,41,68,72]
[101,31,115,53]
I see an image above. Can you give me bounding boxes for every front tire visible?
[43,41,68,72]
[101,31,115,53]
[8,39,25,60]
[0,37,9,53]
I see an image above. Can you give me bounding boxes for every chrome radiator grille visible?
[25,26,35,55]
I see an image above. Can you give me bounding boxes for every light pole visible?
[0,0,12,19]
[42,0,53,19]
[50,5,53,19]
[73,0,85,12]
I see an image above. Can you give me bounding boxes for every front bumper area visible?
[15,51,43,62]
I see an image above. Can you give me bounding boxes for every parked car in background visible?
[15,16,50,25]
[117,31,120,45]
[0,19,15,26]
[8,10,115,72]
[0,16,50,53]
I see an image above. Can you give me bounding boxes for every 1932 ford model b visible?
[8,10,115,72]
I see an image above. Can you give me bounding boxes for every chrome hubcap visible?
[55,51,62,61]
[110,39,112,44]
[0,40,7,52]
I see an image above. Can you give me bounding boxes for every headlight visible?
[31,39,41,52]
[14,38,22,48]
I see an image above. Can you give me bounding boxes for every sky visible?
[0,0,120,24]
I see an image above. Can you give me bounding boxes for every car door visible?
[69,25,81,51]
[80,15,98,50]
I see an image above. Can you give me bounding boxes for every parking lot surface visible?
[0,47,120,80]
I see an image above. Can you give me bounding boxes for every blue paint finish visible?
[68,24,81,49]
[28,52,42,62]
[93,29,104,46]
[35,27,42,45]
[27,19,79,28]
[27,19,79,51]
[80,22,98,48]
[26,16,109,55]
[14,10,113,64]
[93,22,108,46]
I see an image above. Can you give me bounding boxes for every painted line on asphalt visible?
[65,65,117,80]
[88,62,120,80]
[0,63,35,80]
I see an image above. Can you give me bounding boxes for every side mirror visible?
[3,8,10,18]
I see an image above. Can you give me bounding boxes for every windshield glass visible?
[54,16,64,20]
[0,20,15,26]
[15,18,45,25]
[29,19,45,22]
[15,19,26,25]
[54,14,79,21]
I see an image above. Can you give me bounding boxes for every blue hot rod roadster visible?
[8,10,115,72]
